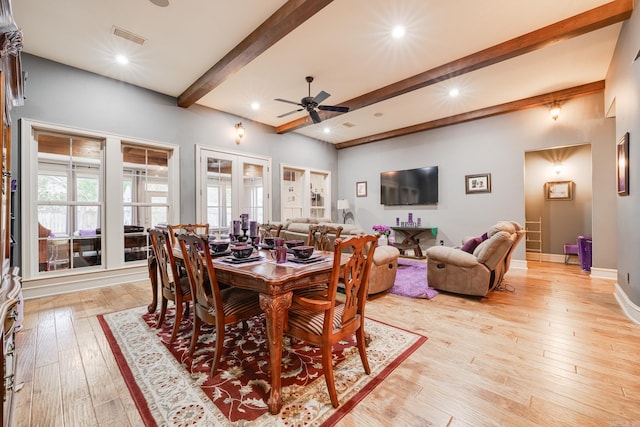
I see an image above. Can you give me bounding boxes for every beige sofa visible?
[425,221,524,297]
[275,217,399,295]
[276,217,364,242]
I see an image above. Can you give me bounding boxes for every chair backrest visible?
[168,223,209,245]
[148,228,182,293]
[503,221,525,272]
[177,233,222,314]
[307,224,343,251]
[327,234,377,333]
[259,223,282,238]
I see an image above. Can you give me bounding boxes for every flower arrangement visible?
[372,224,391,237]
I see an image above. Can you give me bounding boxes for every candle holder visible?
[235,228,249,243]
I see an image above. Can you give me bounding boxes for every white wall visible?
[606,4,640,307]
[337,92,616,269]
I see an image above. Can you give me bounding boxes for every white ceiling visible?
[12,0,627,145]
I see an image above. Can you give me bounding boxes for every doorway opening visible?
[524,144,592,266]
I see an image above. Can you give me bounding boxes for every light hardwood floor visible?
[11,261,640,426]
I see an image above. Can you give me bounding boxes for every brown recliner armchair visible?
[367,245,400,295]
[425,221,524,297]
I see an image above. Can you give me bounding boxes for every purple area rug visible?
[390,259,439,299]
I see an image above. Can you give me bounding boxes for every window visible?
[122,145,170,262]
[22,119,180,284]
[37,132,103,271]
[281,165,330,220]
[198,148,270,238]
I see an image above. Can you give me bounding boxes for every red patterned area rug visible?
[98,305,427,426]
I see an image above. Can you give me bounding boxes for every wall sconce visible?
[549,102,561,121]
[553,163,563,175]
[337,199,350,223]
[235,122,245,144]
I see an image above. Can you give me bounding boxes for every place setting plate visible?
[288,255,328,264]
[221,255,264,264]
[209,250,232,258]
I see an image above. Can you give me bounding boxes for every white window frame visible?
[21,119,180,286]
[280,164,331,220]
[195,146,272,232]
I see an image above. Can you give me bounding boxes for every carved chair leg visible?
[356,327,371,374]
[169,302,182,344]
[322,344,339,408]
[156,298,168,328]
[189,316,202,356]
[183,301,190,318]
[211,323,225,377]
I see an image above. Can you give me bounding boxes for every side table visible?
[390,226,438,259]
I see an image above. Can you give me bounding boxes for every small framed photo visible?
[546,180,573,200]
[465,173,491,194]
[356,181,367,197]
[617,132,629,196]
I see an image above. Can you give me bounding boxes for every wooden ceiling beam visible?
[177,0,334,108]
[277,0,632,134]
[334,81,605,150]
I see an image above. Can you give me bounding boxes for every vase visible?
[378,235,388,246]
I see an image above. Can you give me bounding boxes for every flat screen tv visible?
[380,166,438,205]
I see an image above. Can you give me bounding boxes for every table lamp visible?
[337,199,350,223]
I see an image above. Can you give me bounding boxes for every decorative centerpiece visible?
[372,224,391,245]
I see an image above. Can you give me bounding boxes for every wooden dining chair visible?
[168,223,209,246]
[148,228,192,344]
[307,224,343,251]
[286,234,378,407]
[177,233,263,376]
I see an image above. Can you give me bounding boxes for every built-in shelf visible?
[525,217,542,261]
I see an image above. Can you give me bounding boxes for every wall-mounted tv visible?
[380,166,438,205]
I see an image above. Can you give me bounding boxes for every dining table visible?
[147,246,347,415]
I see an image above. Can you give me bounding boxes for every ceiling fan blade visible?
[277,108,304,118]
[309,109,322,124]
[318,105,349,113]
[274,98,302,106]
[313,90,330,104]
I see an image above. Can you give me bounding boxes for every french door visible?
[197,148,271,238]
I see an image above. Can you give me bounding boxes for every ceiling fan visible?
[275,76,349,124]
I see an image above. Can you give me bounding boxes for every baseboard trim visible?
[510,259,527,270]
[22,266,149,300]
[614,284,640,326]
[590,267,617,280]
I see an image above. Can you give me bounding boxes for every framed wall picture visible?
[617,132,629,196]
[546,180,573,200]
[356,181,367,197]
[465,173,491,194]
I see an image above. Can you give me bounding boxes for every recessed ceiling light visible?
[391,25,405,39]
[116,55,129,65]
[323,127,331,134]
[251,101,260,110]
[449,88,460,97]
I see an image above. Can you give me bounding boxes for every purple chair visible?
[577,235,592,272]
